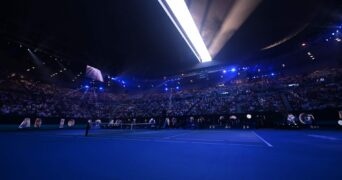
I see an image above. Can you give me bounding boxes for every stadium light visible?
[338,120,342,126]
[158,0,212,63]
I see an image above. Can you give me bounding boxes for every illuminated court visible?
[0,0,341,179]
[1,129,341,180]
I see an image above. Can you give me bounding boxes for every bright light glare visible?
[159,0,212,63]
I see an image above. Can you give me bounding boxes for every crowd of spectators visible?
[0,68,341,120]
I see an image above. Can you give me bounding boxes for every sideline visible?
[252,131,273,147]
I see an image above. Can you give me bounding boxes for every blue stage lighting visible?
[231,68,236,72]
[85,85,90,89]
[176,86,180,90]
[222,70,227,74]
[271,73,275,76]
[165,87,168,91]
[99,87,104,91]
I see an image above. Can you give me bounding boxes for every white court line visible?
[186,141,262,147]
[252,131,273,148]
[87,137,265,147]
[162,132,194,139]
[169,137,225,142]
[130,131,164,134]
[149,139,263,147]
[308,134,339,141]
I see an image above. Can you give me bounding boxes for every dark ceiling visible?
[0,0,341,78]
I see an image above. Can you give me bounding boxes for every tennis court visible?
[0,128,341,180]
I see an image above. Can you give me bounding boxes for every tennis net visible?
[85,121,156,136]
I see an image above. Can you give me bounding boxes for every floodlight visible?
[338,120,342,126]
[158,0,212,63]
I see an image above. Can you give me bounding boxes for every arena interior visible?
[0,0,342,180]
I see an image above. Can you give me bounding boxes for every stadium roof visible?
[0,0,341,79]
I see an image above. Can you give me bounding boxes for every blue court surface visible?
[0,129,341,180]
